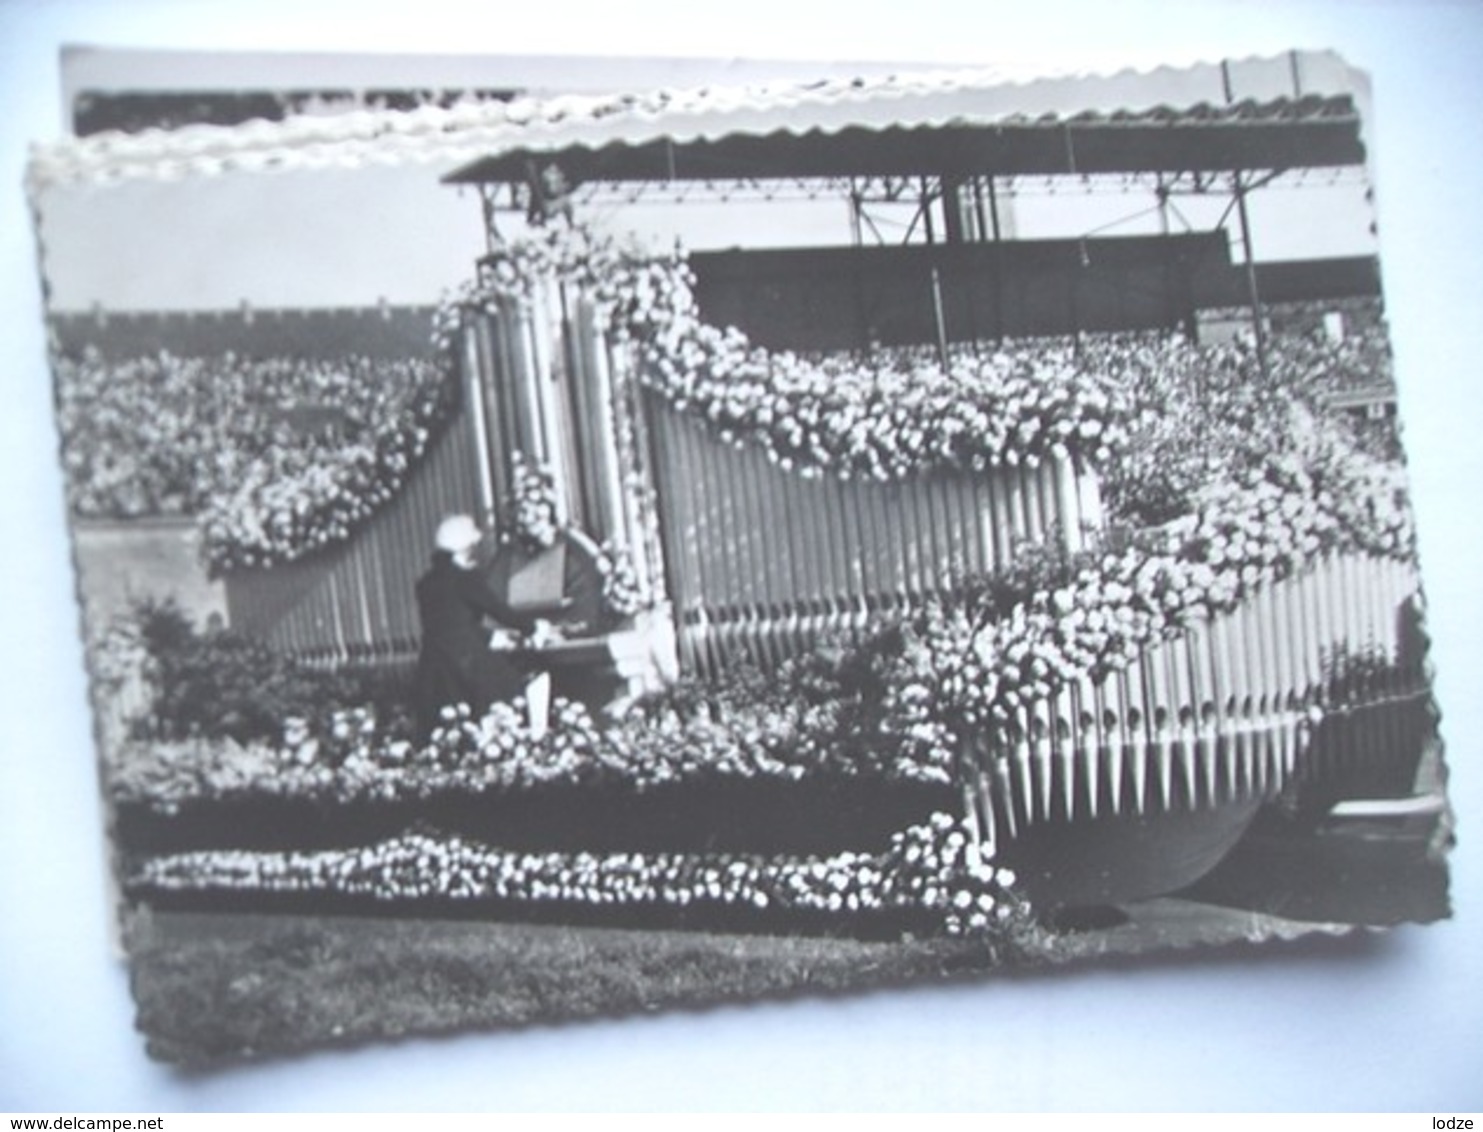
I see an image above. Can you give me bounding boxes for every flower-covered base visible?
[129,813,1035,942]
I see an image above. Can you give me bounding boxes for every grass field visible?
[125,909,1037,1066]
[120,756,1449,1068]
[123,898,1356,1068]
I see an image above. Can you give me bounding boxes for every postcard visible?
[26,48,1451,1067]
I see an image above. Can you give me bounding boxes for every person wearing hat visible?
[411,513,537,740]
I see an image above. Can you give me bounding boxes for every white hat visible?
[434,514,482,554]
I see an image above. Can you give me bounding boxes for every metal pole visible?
[931,265,951,369]
[1232,171,1270,379]
[1069,241,1082,349]
[988,176,1004,342]
[480,185,500,253]
[1220,58,1270,377]
[942,175,966,244]
[1156,174,1178,332]
[972,176,990,243]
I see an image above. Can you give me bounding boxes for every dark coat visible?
[412,551,534,738]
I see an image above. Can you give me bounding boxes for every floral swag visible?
[60,221,1407,576]
[435,224,1130,483]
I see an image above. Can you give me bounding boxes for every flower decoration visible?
[594,539,652,619]
[113,395,1421,808]
[506,451,562,549]
[873,426,1416,780]
[62,224,1404,577]
[54,348,458,572]
[128,812,1034,941]
[431,225,1131,483]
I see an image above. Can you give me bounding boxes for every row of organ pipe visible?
[960,554,1429,853]
[646,396,1104,678]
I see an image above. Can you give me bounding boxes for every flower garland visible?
[875,413,1416,779]
[619,266,1129,480]
[128,812,1031,940]
[434,224,626,340]
[54,349,457,572]
[435,225,1131,483]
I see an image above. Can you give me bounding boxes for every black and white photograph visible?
[4,6,1480,1110]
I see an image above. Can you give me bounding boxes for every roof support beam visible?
[1232,170,1271,379]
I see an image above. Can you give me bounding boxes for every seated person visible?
[411,513,538,740]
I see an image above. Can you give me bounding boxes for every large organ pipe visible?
[952,553,1430,852]
[462,322,497,519]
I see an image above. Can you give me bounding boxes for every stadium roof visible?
[443,94,1364,186]
[441,53,1368,186]
[26,52,1369,194]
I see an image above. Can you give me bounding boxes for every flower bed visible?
[128,813,1032,941]
[107,600,406,747]
[110,689,887,810]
